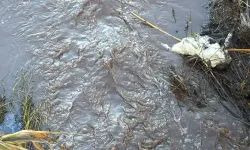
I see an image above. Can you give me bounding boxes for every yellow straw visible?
[132,13,250,53]
[132,12,182,42]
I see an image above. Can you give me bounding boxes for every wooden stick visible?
[228,49,250,53]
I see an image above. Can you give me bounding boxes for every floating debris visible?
[171,34,232,68]
[172,8,176,23]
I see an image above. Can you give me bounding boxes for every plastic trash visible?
[171,34,231,68]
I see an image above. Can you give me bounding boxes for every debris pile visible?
[171,34,232,68]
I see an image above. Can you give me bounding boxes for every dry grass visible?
[0,130,61,150]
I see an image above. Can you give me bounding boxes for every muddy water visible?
[0,22,29,94]
[0,11,29,133]
[0,0,248,149]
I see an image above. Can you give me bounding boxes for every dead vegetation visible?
[169,67,186,101]
[0,130,60,150]
[199,0,250,126]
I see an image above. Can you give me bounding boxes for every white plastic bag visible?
[171,34,231,68]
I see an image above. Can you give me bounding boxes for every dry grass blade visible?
[0,141,27,150]
[0,141,10,150]
[5,144,27,150]
[0,130,57,142]
[0,130,64,150]
[32,142,45,150]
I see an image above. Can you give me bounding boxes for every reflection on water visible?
[0,112,22,134]
[0,0,248,149]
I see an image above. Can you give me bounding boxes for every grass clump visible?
[0,95,63,149]
[20,94,51,149]
[0,96,7,124]
[21,95,43,131]
[0,71,62,150]
[11,71,44,131]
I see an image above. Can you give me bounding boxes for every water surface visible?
[0,0,248,149]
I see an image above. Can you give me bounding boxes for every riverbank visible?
[202,0,250,125]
